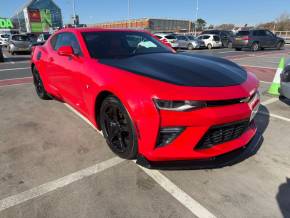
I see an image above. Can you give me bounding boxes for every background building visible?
[90,18,194,33]
[11,0,63,33]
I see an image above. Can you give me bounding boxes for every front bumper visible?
[141,94,260,162]
[137,131,262,169]
[10,45,31,52]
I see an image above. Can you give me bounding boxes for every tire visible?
[251,42,259,52]
[207,44,212,50]
[187,43,194,50]
[276,41,285,50]
[100,96,138,159]
[235,48,242,51]
[32,67,51,100]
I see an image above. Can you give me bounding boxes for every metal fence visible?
[274,31,290,44]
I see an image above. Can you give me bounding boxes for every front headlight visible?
[153,99,206,111]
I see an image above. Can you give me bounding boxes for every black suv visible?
[232,29,285,51]
[0,45,4,62]
[201,30,234,47]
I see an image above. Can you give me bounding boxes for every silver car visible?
[0,34,10,46]
[185,35,205,50]
[280,63,290,99]
[8,34,31,55]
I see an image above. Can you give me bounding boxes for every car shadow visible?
[276,178,290,218]
[137,105,270,170]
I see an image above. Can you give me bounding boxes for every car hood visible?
[99,52,247,87]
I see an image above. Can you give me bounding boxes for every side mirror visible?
[57,45,74,56]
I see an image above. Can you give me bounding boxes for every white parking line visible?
[0,67,30,72]
[261,98,279,106]
[259,111,290,122]
[260,98,290,122]
[260,81,271,84]
[0,157,125,212]
[139,166,216,218]
[64,103,216,218]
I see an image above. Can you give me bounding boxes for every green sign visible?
[0,18,14,29]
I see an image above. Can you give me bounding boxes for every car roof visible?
[57,27,149,34]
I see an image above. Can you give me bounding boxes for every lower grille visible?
[195,120,250,150]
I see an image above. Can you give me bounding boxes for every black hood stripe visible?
[99,53,247,87]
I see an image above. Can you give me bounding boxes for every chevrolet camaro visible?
[31,28,260,164]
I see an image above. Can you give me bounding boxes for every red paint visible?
[31,28,260,161]
[0,77,32,87]
[243,66,275,82]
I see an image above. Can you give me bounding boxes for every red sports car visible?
[31,28,260,164]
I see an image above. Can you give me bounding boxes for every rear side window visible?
[12,35,29,41]
[236,31,250,36]
[165,35,176,40]
[213,36,220,41]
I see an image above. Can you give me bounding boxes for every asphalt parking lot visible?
[0,47,290,218]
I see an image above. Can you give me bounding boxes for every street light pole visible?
[128,0,131,28]
[72,0,76,26]
[194,0,199,36]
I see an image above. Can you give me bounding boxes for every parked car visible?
[196,34,222,49]
[175,35,205,50]
[201,30,234,47]
[185,35,205,49]
[232,29,285,52]
[31,28,260,162]
[0,34,10,47]
[0,45,4,62]
[37,33,51,43]
[26,33,38,43]
[280,63,290,99]
[154,33,179,49]
[8,34,32,55]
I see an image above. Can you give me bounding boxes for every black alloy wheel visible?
[188,43,194,50]
[251,42,259,52]
[32,68,51,100]
[277,41,285,50]
[100,96,138,159]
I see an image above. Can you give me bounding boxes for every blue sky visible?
[1,0,290,26]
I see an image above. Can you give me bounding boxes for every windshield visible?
[82,31,173,59]
[187,36,196,40]
[0,34,9,39]
[12,35,29,41]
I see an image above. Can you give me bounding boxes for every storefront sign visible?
[0,18,14,29]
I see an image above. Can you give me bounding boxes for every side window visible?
[252,31,258,36]
[265,30,274,37]
[203,35,210,40]
[258,30,267,36]
[54,32,82,55]
[180,36,187,40]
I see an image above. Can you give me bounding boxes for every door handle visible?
[48,57,54,62]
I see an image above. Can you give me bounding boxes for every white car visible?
[154,33,179,49]
[0,34,10,46]
[196,34,222,49]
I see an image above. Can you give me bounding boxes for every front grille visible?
[195,120,250,150]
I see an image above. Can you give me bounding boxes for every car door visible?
[52,32,88,114]
[179,36,188,48]
[265,30,277,47]
[257,30,269,47]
